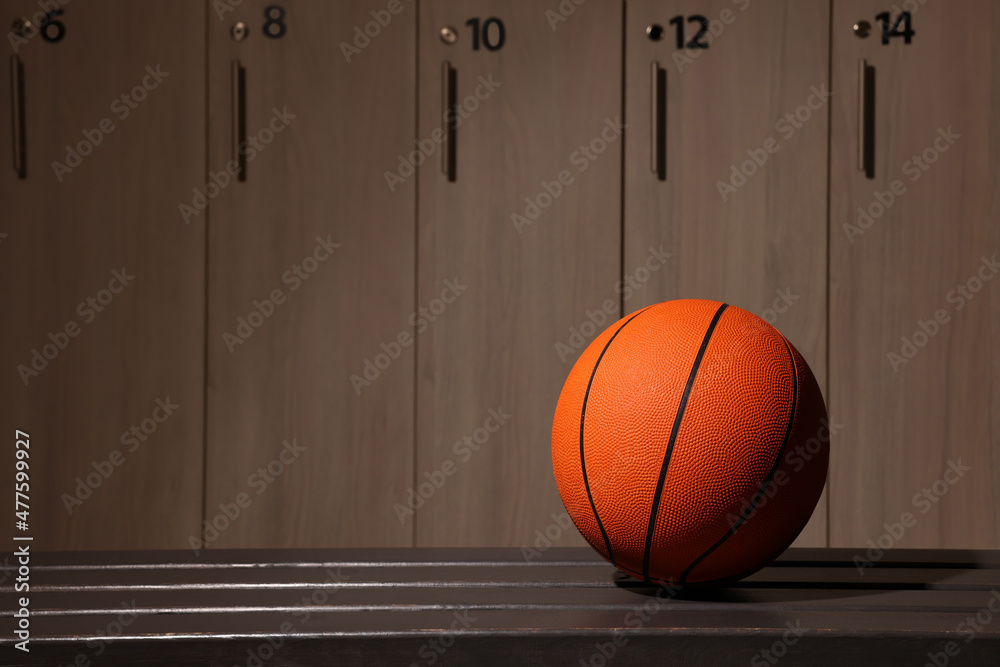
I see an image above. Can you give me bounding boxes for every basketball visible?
[552,299,829,586]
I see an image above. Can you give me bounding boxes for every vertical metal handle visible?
[442,61,456,182]
[650,62,666,181]
[441,61,448,176]
[10,55,25,179]
[858,58,874,178]
[232,60,246,182]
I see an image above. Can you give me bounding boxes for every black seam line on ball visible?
[689,506,809,587]
[580,306,653,567]
[678,333,799,585]
[641,302,729,582]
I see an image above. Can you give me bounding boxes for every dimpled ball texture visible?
[551,299,829,586]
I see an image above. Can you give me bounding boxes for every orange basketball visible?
[552,299,828,586]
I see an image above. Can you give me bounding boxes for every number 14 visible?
[875,11,914,45]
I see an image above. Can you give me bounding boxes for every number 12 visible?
[668,15,710,49]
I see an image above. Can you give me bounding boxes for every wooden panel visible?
[0,1,205,548]
[624,0,831,546]
[3,548,1000,666]
[416,1,622,546]
[205,0,415,548]
[829,1,1000,548]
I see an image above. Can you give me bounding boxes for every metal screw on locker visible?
[11,17,31,37]
[440,25,458,45]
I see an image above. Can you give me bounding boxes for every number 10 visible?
[465,17,505,51]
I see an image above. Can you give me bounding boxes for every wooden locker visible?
[204,1,416,548]
[0,1,205,548]
[830,0,1000,548]
[415,1,621,546]
[624,0,832,547]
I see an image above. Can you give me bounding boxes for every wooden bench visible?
[3,547,999,666]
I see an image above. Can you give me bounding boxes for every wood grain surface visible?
[3,0,997,557]
[829,0,1000,549]
[415,0,622,547]
[624,0,832,547]
[2,547,999,666]
[205,0,416,548]
[0,1,206,549]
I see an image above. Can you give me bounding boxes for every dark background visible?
[1,0,997,554]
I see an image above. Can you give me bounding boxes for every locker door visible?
[830,1,1000,548]
[416,1,621,546]
[0,1,205,548]
[205,1,415,548]
[624,0,831,546]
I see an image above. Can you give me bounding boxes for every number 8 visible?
[263,5,286,39]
